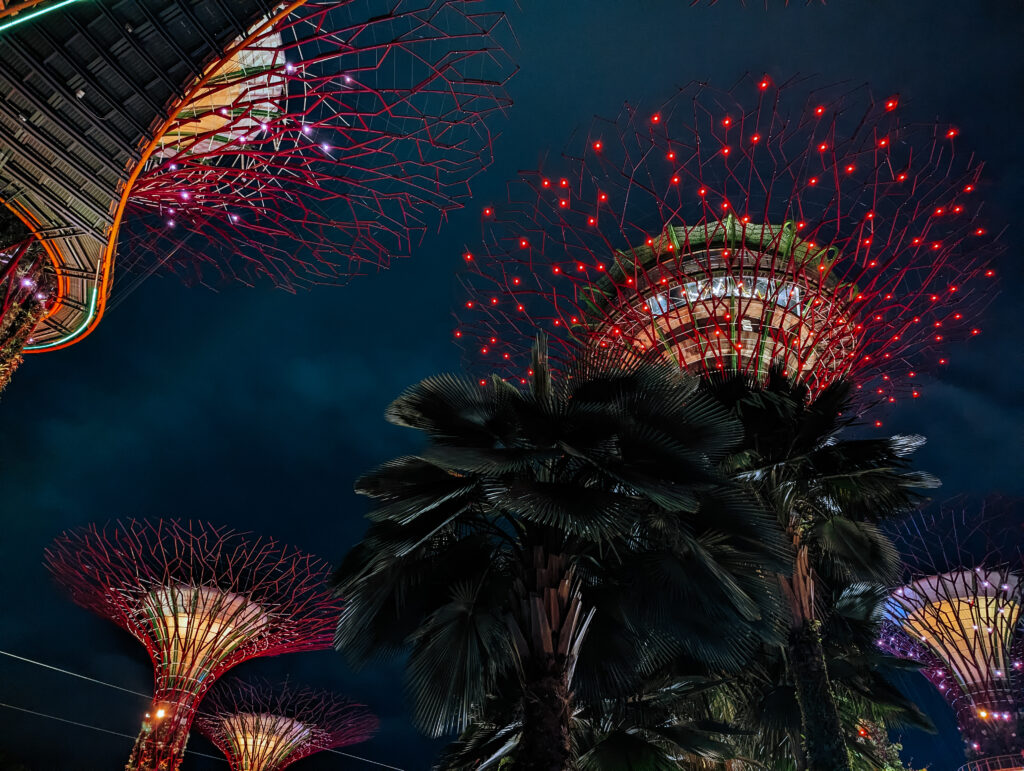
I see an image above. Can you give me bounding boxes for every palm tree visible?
[722,582,933,770]
[332,340,787,771]
[702,370,938,771]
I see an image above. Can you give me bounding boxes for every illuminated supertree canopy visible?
[0,0,511,371]
[119,0,514,291]
[454,75,999,404]
[882,503,1024,768]
[195,679,378,771]
[44,520,342,771]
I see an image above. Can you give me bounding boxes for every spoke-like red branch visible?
[454,76,1000,407]
[196,679,378,770]
[45,520,343,771]
[122,0,514,290]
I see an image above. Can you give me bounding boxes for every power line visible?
[1,648,406,770]
[0,649,151,699]
[0,701,225,762]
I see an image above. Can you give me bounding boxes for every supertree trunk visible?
[125,695,198,771]
[507,548,593,771]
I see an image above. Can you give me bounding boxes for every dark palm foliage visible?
[701,368,938,771]
[723,582,932,771]
[332,340,788,770]
[435,675,735,770]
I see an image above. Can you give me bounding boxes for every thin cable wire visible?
[0,649,151,699]
[0,648,406,769]
[0,701,225,762]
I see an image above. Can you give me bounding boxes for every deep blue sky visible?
[1,2,1022,769]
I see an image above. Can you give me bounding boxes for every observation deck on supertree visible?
[454,76,999,406]
[44,519,342,771]
[0,0,511,379]
[195,679,378,771]
[881,504,1024,770]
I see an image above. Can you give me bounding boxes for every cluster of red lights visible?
[453,76,999,414]
[122,0,512,290]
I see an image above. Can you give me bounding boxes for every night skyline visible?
[1,2,1022,770]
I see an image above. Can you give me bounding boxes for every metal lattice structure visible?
[120,0,513,290]
[44,520,342,771]
[195,679,378,770]
[454,76,998,404]
[0,0,511,367]
[881,504,1024,764]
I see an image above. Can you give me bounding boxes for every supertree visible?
[118,0,514,290]
[195,679,378,770]
[881,503,1024,770]
[44,520,342,771]
[0,0,511,381]
[454,75,998,407]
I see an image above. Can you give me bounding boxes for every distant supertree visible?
[119,0,514,290]
[195,679,378,770]
[455,75,998,406]
[45,520,342,771]
[882,503,1024,768]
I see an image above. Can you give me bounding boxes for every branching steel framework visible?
[121,0,514,291]
[196,679,378,770]
[454,75,998,404]
[1,0,512,382]
[45,520,342,771]
[881,504,1024,765]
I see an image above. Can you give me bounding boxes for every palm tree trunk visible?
[508,547,593,771]
[517,668,572,771]
[781,544,850,771]
[788,619,850,771]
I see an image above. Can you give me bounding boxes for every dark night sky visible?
[1,2,1022,769]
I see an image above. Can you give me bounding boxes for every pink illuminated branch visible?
[45,520,342,771]
[122,0,514,290]
[197,679,378,770]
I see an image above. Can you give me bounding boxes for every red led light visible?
[483,207,492,217]
[758,78,769,90]
[559,178,568,187]
[463,252,472,261]
[592,141,602,151]
[885,98,898,111]
[651,114,661,123]
[541,178,550,187]
[751,134,761,144]
[814,105,825,116]
[818,143,828,152]
[808,177,818,186]
[667,151,675,160]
